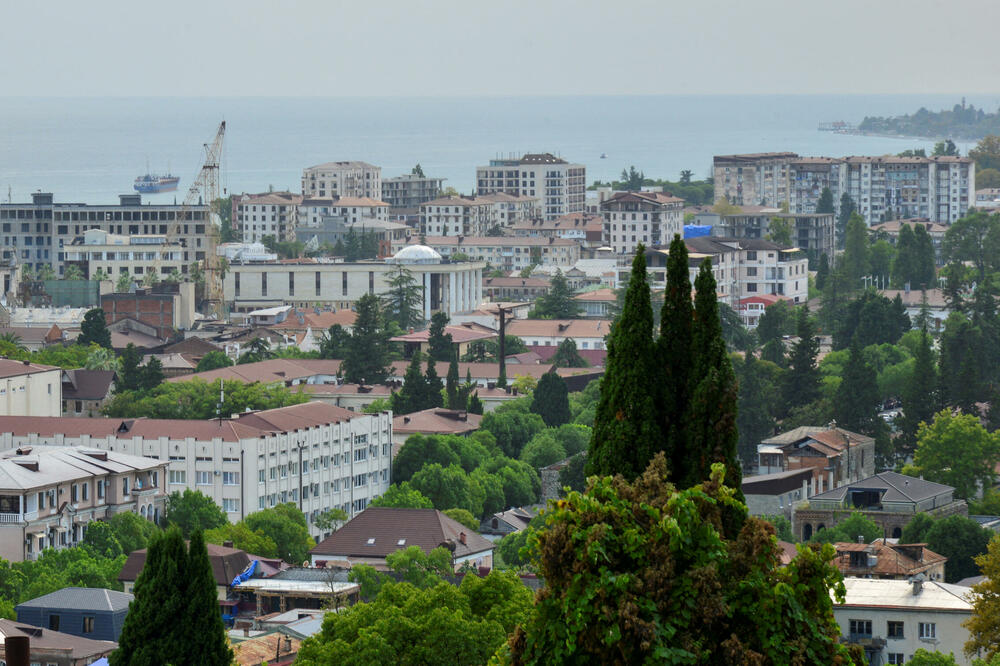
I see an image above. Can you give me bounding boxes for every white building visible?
[64,228,185,282]
[392,236,581,272]
[382,175,445,210]
[420,196,495,236]
[216,242,278,264]
[476,153,586,220]
[505,319,611,351]
[235,192,304,243]
[0,360,62,417]
[477,193,541,229]
[833,577,975,666]
[600,191,684,255]
[302,162,382,200]
[0,445,168,562]
[0,402,393,541]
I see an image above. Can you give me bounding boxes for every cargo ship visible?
[133,173,180,194]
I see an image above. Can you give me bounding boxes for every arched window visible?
[892,527,902,539]
[803,524,813,541]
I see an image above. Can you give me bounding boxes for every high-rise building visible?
[600,191,684,255]
[301,161,382,200]
[476,153,585,220]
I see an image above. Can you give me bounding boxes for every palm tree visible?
[142,270,157,288]
[93,268,110,283]
[0,332,25,352]
[63,264,84,281]
[116,273,132,293]
[37,265,56,281]
[85,346,118,371]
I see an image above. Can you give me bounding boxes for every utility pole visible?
[495,304,511,389]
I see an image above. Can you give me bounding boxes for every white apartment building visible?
[0,360,62,417]
[381,175,445,210]
[302,161,382,200]
[392,236,581,272]
[600,191,684,255]
[0,402,393,542]
[0,445,168,562]
[714,153,975,224]
[833,578,975,666]
[64,229,186,282]
[420,196,495,236]
[225,247,485,321]
[235,192,304,243]
[477,193,541,228]
[476,153,586,220]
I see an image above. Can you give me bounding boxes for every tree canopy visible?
[102,378,308,419]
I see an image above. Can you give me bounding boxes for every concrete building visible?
[301,161,382,200]
[0,402,393,540]
[709,208,836,261]
[60,370,115,418]
[234,192,304,243]
[600,191,684,255]
[63,229,185,282]
[793,472,966,542]
[0,359,62,417]
[869,219,948,267]
[477,193,541,228]
[381,174,445,210]
[476,153,586,220]
[294,217,407,257]
[390,322,497,360]
[16,587,133,642]
[758,425,876,487]
[99,282,197,338]
[713,153,798,207]
[393,236,580,272]
[0,445,167,562]
[483,276,551,302]
[832,578,974,666]
[505,319,610,352]
[740,467,815,519]
[0,192,211,277]
[831,541,947,582]
[420,195,495,236]
[224,247,485,320]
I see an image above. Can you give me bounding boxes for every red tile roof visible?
[393,408,482,435]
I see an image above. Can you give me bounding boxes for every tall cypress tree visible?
[684,260,741,495]
[445,355,461,409]
[423,355,444,409]
[587,245,661,479]
[782,306,821,413]
[900,326,938,448]
[531,370,571,427]
[658,234,693,470]
[737,353,775,469]
[112,528,187,665]
[834,336,880,437]
[342,293,391,384]
[392,352,425,414]
[184,531,234,665]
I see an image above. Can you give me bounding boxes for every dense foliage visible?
[102,378,308,419]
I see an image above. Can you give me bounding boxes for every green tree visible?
[115,272,132,294]
[843,213,870,286]
[964,536,1000,661]
[767,216,792,245]
[834,336,881,439]
[481,409,545,459]
[183,531,234,664]
[837,194,857,248]
[549,337,588,368]
[426,311,453,363]
[978,168,1000,189]
[557,452,587,495]
[531,269,581,319]
[237,336,272,364]
[756,299,794,344]
[422,354,444,409]
[85,345,118,371]
[62,264,84,281]
[445,356,463,409]
[108,512,159,555]
[907,410,1000,500]
[164,489,227,538]
[370,482,434,509]
[658,234,694,468]
[906,649,960,665]
[899,327,939,448]
[116,343,143,393]
[195,350,233,372]
[204,522,278,558]
[318,323,351,359]
[342,293,392,384]
[391,351,427,415]
[313,508,349,533]
[78,308,112,349]
[81,520,124,559]
[519,430,567,469]
[244,503,315,565]
[783,306,821,413]
[913,223,938,288]
[410,463,484,516]
[442,508,479,531]
[139,356,164,391]
[392,434,461,483]
[901,513,937,544]
[411,163,426,178]
[507,455,850,664]
[718,302,755,351]
[381,267,423,330]
[815,252,830,291]
[103,378,308,420]
[736,353,776,470]
[529,370,571,427]
[816,187,835,214]
[926,515,993,583]
[971,135,1000,172]
[810,511,882,545]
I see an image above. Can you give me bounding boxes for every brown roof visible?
[237,191,304,206]
[506,319,611,338]
[411,236,579,248]
[120,542,258,585]
[0,618,116,660]
[880,288,948,308]
[234,401,360,432]
[301,383,393,397]
[484,277,552,288]
[390,324,497,344]
[0,325,62,345]
[61,369,115,401]
[573,288,616,302]
[393,408,482,435]
[310,507,494,560]
[330,196,389,207]
[269,309,357,331]
[601,191,684,206]
[833,541,947,577]
[233,632,301,665]
[0,358,59,379]
[161,337,223,355]
[166,358,344,385]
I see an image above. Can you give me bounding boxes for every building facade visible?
[381,174,445,210]
[0,445,167,562]
[476,153,586,220]
[600,191,684,255]
[711,210,836,261]
[420,196,495,236]
[393,236,580,272]
[0,360,62,417]
[301,162,382,200]
[0,402,392,542]
[0,192,211,277]
[63,229,185,282]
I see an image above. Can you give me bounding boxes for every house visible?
[16,587,133,642]
[505,319,611,353]
[232,631,302,666]
[299,382,394,412]
[480,507,535,538]
[737,294,793,328]
[390,322,497,359]
[0,617,117,666]
[758,425,876,488]
[832,577,974,666]
[232,568,359,617]
[574,288,616,319]
[61,369,115,417]
[392,408,483,449]
[483,277,552,303]
[869,219,948,267]
[879,288,949,332]
[831,540,947,582]
[310,507,495,571]
[793,472,967,542]
[741,467,815,519]
[100,282,196,338]
[0,325,63,352]
[0,358,62,417]
[268,308,357,336]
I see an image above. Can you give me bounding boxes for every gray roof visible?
[17,587,133,613]
[810,471,954,504]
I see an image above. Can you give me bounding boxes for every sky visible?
[3,0,999,97]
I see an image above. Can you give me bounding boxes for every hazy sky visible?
[4,0,998,97]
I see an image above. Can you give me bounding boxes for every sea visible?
[1,94,998,205]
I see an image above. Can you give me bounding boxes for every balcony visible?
[0,513,22,524]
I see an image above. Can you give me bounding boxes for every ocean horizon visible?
[2,93,998,205]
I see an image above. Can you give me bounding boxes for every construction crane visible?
[153,121,226,317]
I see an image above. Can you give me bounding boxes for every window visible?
[354,448,367,462]
[49,614,60,630]
[261,272,267,297]
[81,482,88,501]
[288,271,295,296]
[849,619,872,638]
[71,484,78,502]
[82,616,95,633]
[887,654,905,664]
[222,498,240,513]
[122,477,129,495]
[196,471,211,485]
[168,470,186,484]
[258,470,265,483]
[354,474,367,488]
[746,267,757,276]
[919,622,936,639]
[887,621,904,638]
[746,251,758,260]
[97,480,105,499]
[223,472,240,486]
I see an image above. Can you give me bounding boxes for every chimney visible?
[223,540,234,548]
[22,360,29,366]
[911,573,925,595]
[459,532,466,545]
[284,636,292,652]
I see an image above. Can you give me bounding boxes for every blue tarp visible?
[231,559,257,587]
[683,225,713,239]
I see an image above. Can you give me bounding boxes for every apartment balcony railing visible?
[0,513,22,524]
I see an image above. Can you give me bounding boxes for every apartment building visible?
[63,229,185,282]
[869,219,948,266]
[600,191,684,254]
[0,192,211,277]
[225,248,485,321]
[0,445,168,562]
[235,192,304,243]
[710,209,836,260]
[392,236,580,272]
[0,402,393,541]
[476,193,541,228]
[476,153,586,220]
[511,212,604,245]
[0,359,62,417]
[301,161,382,200]
[714,153,975,224]
[381,174,445,210]
[420,196,495,236]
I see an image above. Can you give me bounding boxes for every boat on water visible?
[134,173,180,194]
[600,152,607,159]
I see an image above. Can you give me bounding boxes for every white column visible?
[423,272,431,322]
[460,271,468,312]
[475,269,483,309]
[449,272,457,315]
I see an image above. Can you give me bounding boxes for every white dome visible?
[387,244,442,264]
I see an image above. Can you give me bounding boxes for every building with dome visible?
[221,247,485,322]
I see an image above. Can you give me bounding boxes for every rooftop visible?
[836,578,972,612]
[0,446,163,491]
[810,471,955,504]
[505,319,611,338]
[0,618,116,660]
[16,587,133,613]
[393,408,483,435]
